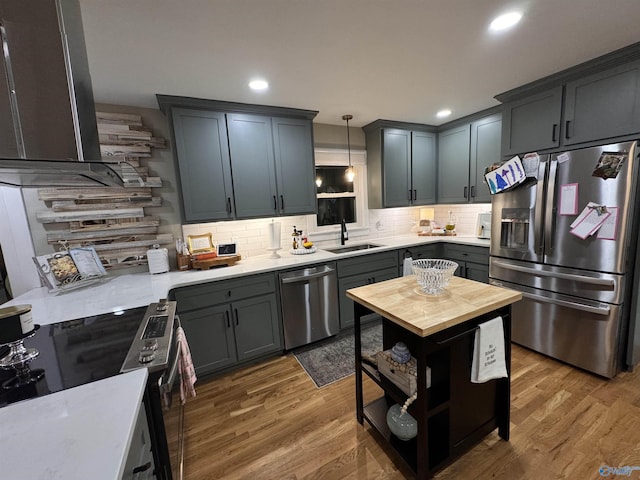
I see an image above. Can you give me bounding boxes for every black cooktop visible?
[0,306,147,408]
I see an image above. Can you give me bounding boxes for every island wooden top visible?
[346,275,522,337]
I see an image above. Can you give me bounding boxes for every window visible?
[313,148,367,231]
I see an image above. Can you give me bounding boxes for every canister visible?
[147,244,169,274]
[0,304,34,344]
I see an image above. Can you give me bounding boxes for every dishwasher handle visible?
[280,265,335,284]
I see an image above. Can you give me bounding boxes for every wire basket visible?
[411,259,458,295]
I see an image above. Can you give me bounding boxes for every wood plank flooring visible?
[168,345,640,479]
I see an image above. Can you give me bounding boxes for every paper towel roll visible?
[268,221,281,249]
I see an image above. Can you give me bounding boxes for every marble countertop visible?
[0,368,148,479]
[346,275,522,337]
[4,234,490,326]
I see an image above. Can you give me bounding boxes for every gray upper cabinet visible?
[438,112,502,204]
[272,117,317,215]
[437,124,470,203]
[227,113,279,218]
[157,95,318,222]
[172,108,234,222]
[500,87,563,157]
[470,114,502,203]
[498,49,640,155]
[563,60,640,146]
[364,121,437,208]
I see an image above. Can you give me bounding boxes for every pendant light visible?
[343,114,355,182]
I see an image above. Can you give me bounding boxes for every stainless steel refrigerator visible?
[489,141,640,378]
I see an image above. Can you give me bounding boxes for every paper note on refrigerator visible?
[570,202,599,229]
[570,207,611,240]
[596,207,619,240]
[559,183,578,215]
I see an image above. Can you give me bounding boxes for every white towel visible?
[471,317,508,383]
[176,326,197,404]
[403,257,413,276]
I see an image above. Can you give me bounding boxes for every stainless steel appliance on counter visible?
[489,141,640,378]
[279,264,339,349]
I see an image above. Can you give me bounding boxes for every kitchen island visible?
[347,275,521,479]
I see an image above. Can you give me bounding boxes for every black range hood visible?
[0,158,142,188]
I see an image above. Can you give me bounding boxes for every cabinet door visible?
[465,262,489,283]
[382,129,411,207]
[227,113,278,218]
[179,305,237,375]
[501,86,563,156]
[272,117,316,215]
[338,266,398,329]
[470,114,501,203]
[563,61,640,146]
[411,131,437,205]
[232,294,282,361]
[438,125,471,203]
[172,109,234,222]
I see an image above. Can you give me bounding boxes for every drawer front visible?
[172,273,276,311]
[444,245,488,265]
[337,251,398,278]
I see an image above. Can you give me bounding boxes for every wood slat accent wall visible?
[36,112,171,270]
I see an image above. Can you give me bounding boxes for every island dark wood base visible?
[354,302,512,479]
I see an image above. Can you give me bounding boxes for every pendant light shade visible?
[343,114,355,182]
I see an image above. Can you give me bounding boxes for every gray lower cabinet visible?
[438,112,502,204]
[364,121,437,208]
[337,251,399,329]
[122,403,154,480]
[398,243,443,275]
[444,244,489,283]
[171,273,282,376]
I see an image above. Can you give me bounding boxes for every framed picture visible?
[187,233,215,254]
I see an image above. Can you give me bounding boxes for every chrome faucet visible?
[340,219,349,245]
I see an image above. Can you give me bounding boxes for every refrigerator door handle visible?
[521,292,610,316]
[545,159,558,255]
[492,260,615,287]
[534,160,548,255]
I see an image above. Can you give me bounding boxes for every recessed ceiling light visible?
[249,79,269,91]
[489,12,522,32]
[436,109,452,119]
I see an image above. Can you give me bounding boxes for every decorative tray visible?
[290,246,317,255]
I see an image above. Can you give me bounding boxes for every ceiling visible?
[78,0,640,128]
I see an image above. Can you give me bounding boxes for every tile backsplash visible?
[182,204,491,258]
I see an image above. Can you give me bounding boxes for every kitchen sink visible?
[323,243,382,254]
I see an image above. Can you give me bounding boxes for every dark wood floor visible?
[167,344,640,479]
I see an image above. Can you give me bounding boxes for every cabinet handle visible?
[470,185,475,198]
[413,189,417,201]
[227,197,232,214]
[565,120,571,139]
[234,308,239,326]
[464,186,468,199]
[408,189,412,201]
[225,310,230,328]
[132,462,152,474]
[280,194,284,210]
[552,123,558,142]
[273,195,277,210]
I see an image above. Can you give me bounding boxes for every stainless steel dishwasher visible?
[279,263,339,349]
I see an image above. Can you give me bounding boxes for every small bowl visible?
[411,259,458,295]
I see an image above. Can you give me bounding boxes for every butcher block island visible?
[347,275,522,479]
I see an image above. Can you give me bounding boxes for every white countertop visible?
[4,234,490,326]
[0,368,148,480]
